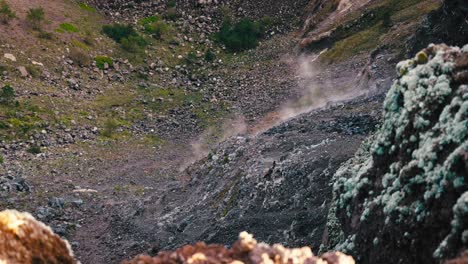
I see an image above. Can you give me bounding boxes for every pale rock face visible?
[17,66,28,77]
[3,53,16,62]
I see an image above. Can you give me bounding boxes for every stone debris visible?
[124,231,355,264]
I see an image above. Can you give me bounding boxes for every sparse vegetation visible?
[69,48,91,66]
[101,118,119,138]
[25,65,40,78]
[144,21,169,39]
[139,15,170,39]
[320,24,385,63]
[0,84,15,105]
[164,8,179,21]
[139,15,160,26]
[0,0,15,24]
[27,145,42,154]
[95,56,113,70]
[204,49,216,62]
[78,2,95,12]
[102,24,137,42]
[120,35,148,53]
[59,23,79,33]
[26,7,45,30]
[185,51,199,64]
[167,0,176,8]
[38,31,54,40]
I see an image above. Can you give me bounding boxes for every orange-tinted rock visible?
[124,232,354,264]
[0,210,76,264]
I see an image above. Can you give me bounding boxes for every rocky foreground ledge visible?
[0,210,353,264]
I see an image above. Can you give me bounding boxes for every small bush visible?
[204,49,216,62]
[101,118,119,138]
[0,84,15,105]
[72,39,89,50]
[95,56,113,70]
[0,155,4,164]
[0,0,16,24]
[69,48,90,66]
[60,23,79,33]
[164,8,179,21]
[25,65,40,78]
[78,2,95,12]
[215,18,267,52]
[102,23,147,52]
[185,51,198,64]
[83,32,94,46]
[382,10,393,28]
[27,145,42,154]
[144,21,169,39]
[139,15,160,26]
[167,0,176,8]
[26,7,45,30]
[120,35,147,52]
[37,31,54,39]
[102,23,137,43]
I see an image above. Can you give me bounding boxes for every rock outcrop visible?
[124,232,355,264]
[409,0,468,54]
[328,44,467,263]
[0,210,76,264]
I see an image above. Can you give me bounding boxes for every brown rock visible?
[0,210,76,264]
[123,232,354,264]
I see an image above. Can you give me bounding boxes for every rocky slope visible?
[329,44,467,263]
[0,0,465,263]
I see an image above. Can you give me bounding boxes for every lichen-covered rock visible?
[328,44,467,263]
[0,210,76,264]
[124,232,354,264]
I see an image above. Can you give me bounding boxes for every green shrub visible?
[164,8,179,21]
[120,35,147,52]
[204,49,216,62]
[139,15,160,26]
[38,31,54,39]
[78,2,95,12]
[167,0,176,8]
[60,22,79,33]
[101,118,119,138]
[26,7,45,30]
[83,32,95,46]
[185,51,198,64]
[25,65,40,78]
[0,84,15,105]
[95,56,113,70]
[0,155,4,164]
[102,24,147,52]
[144,21,169,39]
[382,10,393,28]
[0,0,15,24]
[102,23,137,43]
[27,145,42,154]
[215,18,267,52]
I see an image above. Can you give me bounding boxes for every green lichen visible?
[330,44,467,260]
